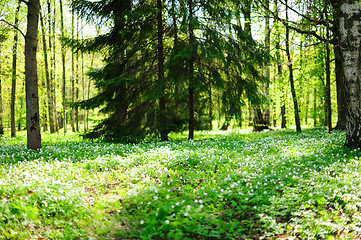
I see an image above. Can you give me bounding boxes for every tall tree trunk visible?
[331,1,346,130]
[157,0,168,141]
[40,13,56,133]
[81,20,86,132]
[188,0,195,140]
[25,0,42,150]
[337,0,361,148]
[325,14,332,133]
[48,0,58,132]
[0,41,3,135]
[11,1,21,138]
[71,12,75,132]
[264,0,271,125]
[59,0,67,133]
[82,47,86,131]
[285,0,301,132]
[75,17,79,132]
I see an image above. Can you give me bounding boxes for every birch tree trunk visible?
[25,0,42,150]
[338,0,361,148]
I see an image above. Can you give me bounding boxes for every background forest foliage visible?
[0,0,340,142]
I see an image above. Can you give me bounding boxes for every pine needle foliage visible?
[69,0,269,142]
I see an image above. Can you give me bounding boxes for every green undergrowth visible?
[0,129,360,239]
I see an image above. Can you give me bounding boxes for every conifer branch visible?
[261,2,328,43]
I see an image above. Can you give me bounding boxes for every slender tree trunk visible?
[86,54,94,131]
[81,21,86,132]
[40,13,56,133]
[337,0,361,148]
[18,94,24,131]
[264,0,271,125]
[157,0,168,141]
[285,0,301,132]
[281,105,286,128]
[82,49,86,131]
[71,12,75,132]
[25,0,42,150]
[48,0,58,132]
[188,0,195,140]
[75,17,79,132]
[59,0,67,133]
[325,20,332,133]
[11,1,21,138]
[305,90,309,125]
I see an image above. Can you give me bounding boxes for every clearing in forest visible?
[0,129,360,239]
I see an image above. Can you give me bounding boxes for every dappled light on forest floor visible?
[0,129,361,239]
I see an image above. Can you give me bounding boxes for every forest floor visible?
[0,128,361,239]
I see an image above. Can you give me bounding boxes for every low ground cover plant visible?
[0,129,360,239]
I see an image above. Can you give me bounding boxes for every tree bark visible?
[59,0,67,133]
[48,0,58,132]
[264,0,271,125]
[285,0,301,132]
[11,1,21,138]
[71,12,75,132]
[331,0,346,130]
[157,0,168,141]
[313,87,317,126]
[25,0,42,150]
[188,0,195,140]
[325,25,332,133]
[75,17,79,132]
[338,0,361,149]
[281,104,286,128]
[18,89,24,131]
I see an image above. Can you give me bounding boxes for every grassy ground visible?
[0,128,360,239]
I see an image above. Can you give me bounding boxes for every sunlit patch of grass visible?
[2,128,361,239]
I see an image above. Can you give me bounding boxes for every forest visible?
[1,0,361,239]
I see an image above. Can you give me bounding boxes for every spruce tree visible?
[69,0,268,142]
